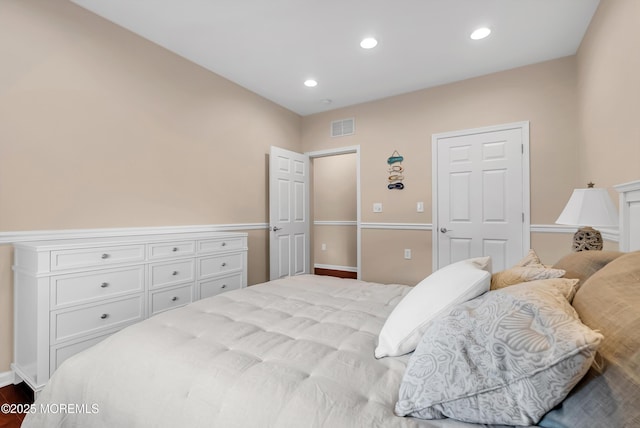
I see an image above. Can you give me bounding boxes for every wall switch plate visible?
[404,249,412,259]
[321,243,327,251]
[373,203,383,213]
[417,201,424,212]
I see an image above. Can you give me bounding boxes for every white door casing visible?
[432,122,530,272]
[307,145,362,280]
[269,146,310,280]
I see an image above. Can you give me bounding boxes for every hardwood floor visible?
[314,267,358,279]
[0,383,34,428]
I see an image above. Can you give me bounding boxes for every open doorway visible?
[309,146,360,279]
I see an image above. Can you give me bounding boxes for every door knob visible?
[440,227,453,233]
[271,226,282,232]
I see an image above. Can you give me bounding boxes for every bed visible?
[22,182,640,427]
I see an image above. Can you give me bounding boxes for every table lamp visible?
[555,183,618,251]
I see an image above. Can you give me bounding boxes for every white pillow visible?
[375,257,491,358]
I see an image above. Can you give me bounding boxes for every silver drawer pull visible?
[221,262,227,267]
[221,284,227,289]
[100,282,109,288]
[101,253,109,259]
[221,242,226,247]
[171,296,178,302]
[100,313,109,319]
[172,271,178,276]
[172,247,178,252]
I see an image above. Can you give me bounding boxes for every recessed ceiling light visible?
[470,27,491,40]
[360,37,378,49]
[304,79,318,87]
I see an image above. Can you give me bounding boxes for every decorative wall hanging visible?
[387,150,405,190]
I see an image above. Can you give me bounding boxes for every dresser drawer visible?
[199,253,243,278]
[199,273,243,299]
[51,295,144,343]
[51,334,110,373]
[50,245,145,271]
[51,266,144,309]
[148,241,196,260]
[150,284,193,315]
[149,259,195,289]
[198,237,245,254]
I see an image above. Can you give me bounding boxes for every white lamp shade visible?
[555,188,618,227]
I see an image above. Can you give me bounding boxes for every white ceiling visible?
[70,0,600,116]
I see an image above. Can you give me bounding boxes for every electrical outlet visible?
[417,201,424,212]
[404,249,412,260]
[373,203,383,213]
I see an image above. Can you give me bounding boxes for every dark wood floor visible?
[314,267,358,279]
[0,383,34,428]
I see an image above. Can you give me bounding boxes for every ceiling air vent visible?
[331,118,355,137]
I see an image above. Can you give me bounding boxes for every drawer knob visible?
[172,271,179,276]
[101,253,109,259]
[221,284,227,289]
[100,313,109,319]
[172,247,178,252]
[221,242,226,247]
[100,282,109,288]
[221,262,227,267]
[171,296,178,302]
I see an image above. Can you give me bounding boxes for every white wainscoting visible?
[356,222,619,242]
[0,224,269,245]
[1,222,618,245]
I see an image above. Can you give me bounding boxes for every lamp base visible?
[573,226,603,252]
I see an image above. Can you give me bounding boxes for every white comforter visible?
[23,275,484,428]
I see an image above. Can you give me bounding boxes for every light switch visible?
[417,201,424,212]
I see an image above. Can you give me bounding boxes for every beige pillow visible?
[518,248,545,266]
[491,249,565,290]
[552,250,624,289]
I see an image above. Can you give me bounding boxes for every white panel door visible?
[269,146,310,280]
[433,123,529,272]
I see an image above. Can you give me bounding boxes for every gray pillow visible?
[395,279,603,426]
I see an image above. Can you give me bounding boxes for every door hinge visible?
[522,212,525,222]
[521,144,524,154]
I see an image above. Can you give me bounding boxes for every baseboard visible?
[0,370,16,388]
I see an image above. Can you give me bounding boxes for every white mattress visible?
[23,275,485,428]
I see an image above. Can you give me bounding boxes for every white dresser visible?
[12,231,247,393]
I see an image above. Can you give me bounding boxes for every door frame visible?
[431,121,530,270]
[307,145,361,279]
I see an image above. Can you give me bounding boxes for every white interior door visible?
[269,146,310,280]
[433,122,530,272]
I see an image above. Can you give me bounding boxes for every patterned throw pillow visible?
[395,279,602,426]
[491,249,565,290]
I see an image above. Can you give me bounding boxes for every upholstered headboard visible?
[615,179,640,251]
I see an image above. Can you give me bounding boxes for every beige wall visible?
[0,0,301,372]
[303,56,581,284]
[576,0,640,189]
